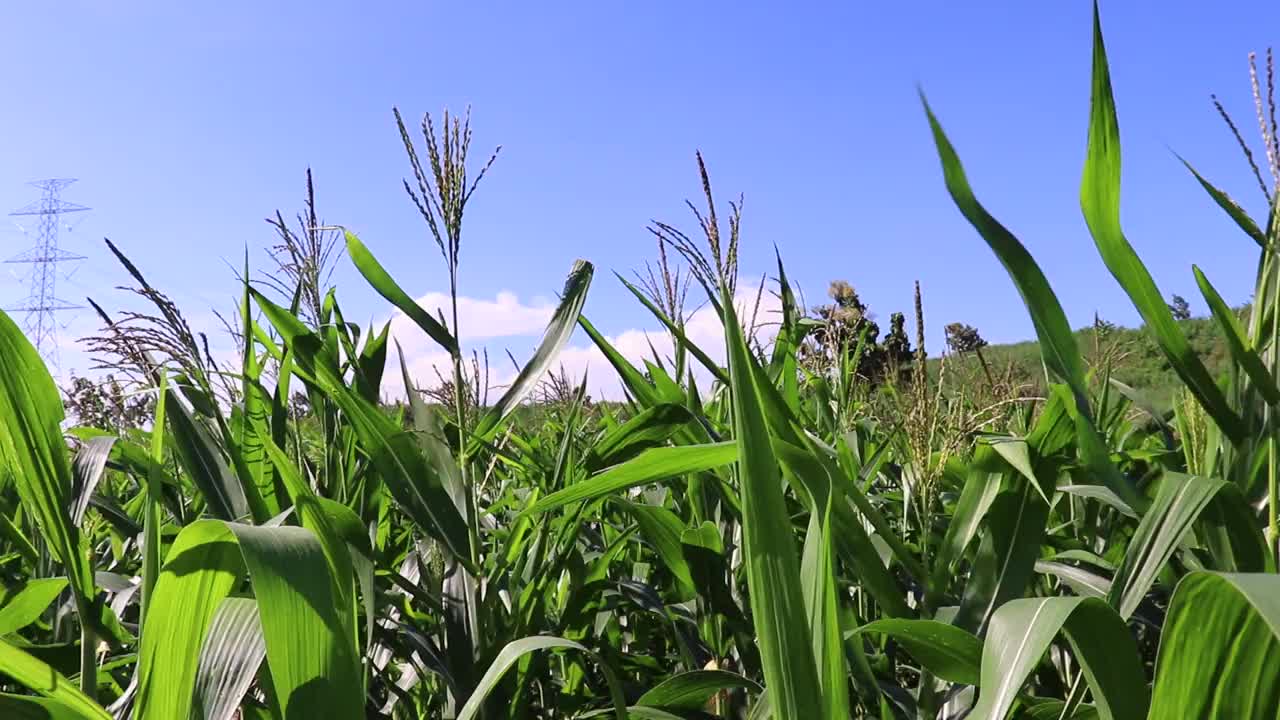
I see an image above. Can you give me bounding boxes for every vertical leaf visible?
[0,310,94,610]
[800,497,850,718]
[1080,2,1244,443]
[722,283,823,719]
[921,97,1142,512]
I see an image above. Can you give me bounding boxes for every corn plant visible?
[2,4,1280,719]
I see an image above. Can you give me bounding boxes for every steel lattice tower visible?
[5,179,88,368]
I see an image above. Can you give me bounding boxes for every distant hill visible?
[939,316,1232,411]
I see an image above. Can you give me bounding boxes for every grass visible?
[2,5,1280,719]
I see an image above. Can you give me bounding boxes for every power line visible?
[5,178,89,370]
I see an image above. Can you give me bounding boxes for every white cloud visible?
[390,291,555,342]
[383,290,555,400]
[386,281,784,402]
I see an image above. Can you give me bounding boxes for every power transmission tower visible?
[5,179,89,369]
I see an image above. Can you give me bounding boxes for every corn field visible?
[3,7,1280,719]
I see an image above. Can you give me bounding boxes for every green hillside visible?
[948,315,1233,410]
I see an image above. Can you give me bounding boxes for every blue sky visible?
[2,1,1278,391]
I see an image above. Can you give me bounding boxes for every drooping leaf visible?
[456,636,627,720]
[69,436,117,527]
[589,404,696,470]
[970,597,1148,720]
[1177,155,1269,248]
[524,442,737,516]
[921,97,1142,511]
[1034,561,1112,599]
[636,670,762,711]
[855,619,982,686]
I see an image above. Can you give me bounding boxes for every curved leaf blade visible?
[855,619,982,686]
[971,597,1148,720]
[470,260,593,446]
[1080,3,1244,443]
[346,230,456,355]
[1149,572,1280,719]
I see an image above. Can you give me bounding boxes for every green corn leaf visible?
[0,639,109,720]
[229,523,363,718]
[854,619,983,686]
[612,499,696,600]
[260,428,373,650]
[396,342,466,512]
[931,468,1002,593]
[589,403,696,470]
[238,263,278,519]
[1198,482,1269,574]
[770,250,803,411]
[0,309,95,614]
[616,273,729,385]
[1149,572,1280,718]
[456,636,627,720]
[524,442,736,516]
[470,260,593,447]
[578,314,663,407]
[0,578,70,636]
[920,99,1084,402]
[137,519,362,720]
[722,281,823,719]
[1107,473,1236,619]
[345,230,457,355]
[69,436,116,527]
[800,496,850,717]
[1034,561,1112,599]
[136,521,242,720]
[921,97,1141,512]
[1193,265,1280,405]
[970,597,1148,720]
[636,670,762,711]
[0,505,38,566]
[192,597,267,720]
[164,387,251,522]
[141,374,167,627]
[955,483,1048,634]
[1080,3,1244,443]
[1177,155,1269,248]
[253,289,472,567]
